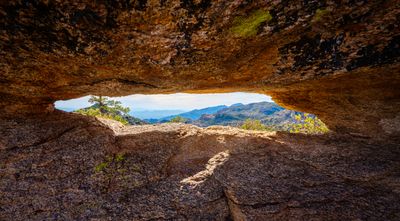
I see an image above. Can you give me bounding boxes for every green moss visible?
[115,153,125,162]
[94,153,128,192]
[231,10,272,38]
[313,8,328,22]
[94,162,108,173]
[94,153,125,173]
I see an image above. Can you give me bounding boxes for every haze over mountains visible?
[130,109,187,119]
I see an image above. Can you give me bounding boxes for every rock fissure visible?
[4,124,84,152]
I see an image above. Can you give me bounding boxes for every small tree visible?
[88,96,108,113]
[76,96,131,125]
[88,96,130,115]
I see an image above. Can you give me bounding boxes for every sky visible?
[55,92,272,111]
[55,92,273,119]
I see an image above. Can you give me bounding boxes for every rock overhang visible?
[1,0,399,138]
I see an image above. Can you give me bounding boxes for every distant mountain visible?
[229,103,244,107]
[130,109,187,119]
[148,105,228,123]
[193,102,303,128]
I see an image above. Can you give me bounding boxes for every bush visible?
[169,116,188,123]
[94,153,127,192]
[289,114,329,134]
[76,107,129,125]
[240,119,274,131]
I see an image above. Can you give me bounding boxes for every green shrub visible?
[94,161,109,173]
[76,107,129,125]
[169,116,188,123]
[289,113,329,134]
[240,119,274,131]
[94,153,126,192]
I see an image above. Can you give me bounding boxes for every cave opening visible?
[55,92,329,134]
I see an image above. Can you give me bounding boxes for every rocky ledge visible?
[1,111,399,220]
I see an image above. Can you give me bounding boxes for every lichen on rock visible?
[230,9,272,37]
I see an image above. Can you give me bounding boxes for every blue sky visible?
[55,92,272,111]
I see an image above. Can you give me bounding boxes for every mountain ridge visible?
[145,105,228,123]
[193,102,303,128]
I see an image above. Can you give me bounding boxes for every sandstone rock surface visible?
[1,112,399,220]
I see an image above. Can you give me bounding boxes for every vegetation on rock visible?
[94,153,127,192]
[169,116,189,123]
[289,113,329,134]
[313,8,329,22]
[76,108,130,125]
[240,113,328,134]
[227,103,329,134]
[240,119,274,131]
[75,96,145,125]
[231,10,272,37]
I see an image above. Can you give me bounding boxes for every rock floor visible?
[1,111,399,220]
